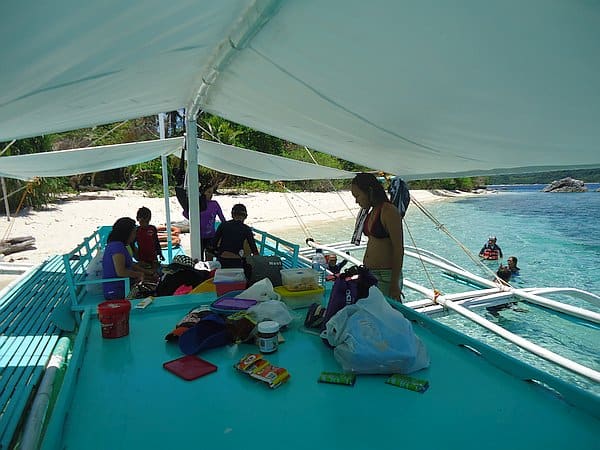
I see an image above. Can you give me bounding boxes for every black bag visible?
[156,268,210,296]
[244,255,283,286]
[127,280,159,299]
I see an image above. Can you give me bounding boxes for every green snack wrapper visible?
[318,371,356,386]
[385,374,429,393]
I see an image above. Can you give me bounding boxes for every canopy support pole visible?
[159,113,173,262]
[1,178,10,221]
[185,115,202,261]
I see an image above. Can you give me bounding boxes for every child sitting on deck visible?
[134,207,165,272]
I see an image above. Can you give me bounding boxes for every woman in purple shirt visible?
[102,217,151,299]
[200,186,226,260]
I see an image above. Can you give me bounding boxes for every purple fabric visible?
[200,200,225,238]
[323,267,378,326]
[102,241,133,299]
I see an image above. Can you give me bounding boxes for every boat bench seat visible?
[253,227,302,269]
[0,255,68,449]
[61,225,301,312]
[62,226,129,311]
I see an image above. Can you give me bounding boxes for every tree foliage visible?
[0,136,69,213]
[407,177,481,191]
[486,168,600,185]
[11,112,595,214]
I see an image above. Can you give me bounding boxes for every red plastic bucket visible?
[97,300,132,339]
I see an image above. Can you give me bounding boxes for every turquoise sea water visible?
[273,184,600,394]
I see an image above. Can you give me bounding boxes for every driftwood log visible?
[0,236,36,256]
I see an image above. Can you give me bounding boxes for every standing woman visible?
[102,217,152,300]
[200,185,226,260]
[351,173,404,301]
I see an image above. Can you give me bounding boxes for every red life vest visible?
[482,247,500,260]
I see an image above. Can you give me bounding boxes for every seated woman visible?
[351,173,404,301]
[102,217,155,300]
[213,204,259,269]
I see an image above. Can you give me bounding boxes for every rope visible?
[191,126,354,240]
[278,183,312,239]
[0,184,29,202]
[0,139,16,157]
[403,220,440,295]
[281,187,338,221]
[86,120,129,147]
[410,195,509,286]
[197,122,220,143]
[303,146,354,218]
[1,179,38,242]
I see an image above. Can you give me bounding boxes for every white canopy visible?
[191,139,354,180]
[1,1,599,178]
[0,139,182,180]
[0,137,354,181]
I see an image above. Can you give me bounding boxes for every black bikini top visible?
[363,205,390,239]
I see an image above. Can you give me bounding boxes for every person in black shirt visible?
[479,236,503,260]
[506,256,520,275]
[213,203,259,268]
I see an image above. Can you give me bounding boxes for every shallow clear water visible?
[273,184,600,394]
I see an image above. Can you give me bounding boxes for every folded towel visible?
[351,208,369,245]
[388,176,410,217]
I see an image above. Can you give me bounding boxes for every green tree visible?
[0,136,68,212]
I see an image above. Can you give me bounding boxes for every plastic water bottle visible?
[311,249,327,286]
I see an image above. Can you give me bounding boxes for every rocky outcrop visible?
[542,177,587,192]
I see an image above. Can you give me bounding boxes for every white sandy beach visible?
[0,188,473,288]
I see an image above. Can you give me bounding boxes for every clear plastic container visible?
[280,268,319,291]
[214,268,246,283]
[274,285,325,309]
[213,268,247,296]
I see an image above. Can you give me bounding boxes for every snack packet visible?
[234,353,290,389]
[385,374,429,393]
[318,371,356,386]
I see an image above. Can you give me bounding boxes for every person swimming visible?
[506,256,520,275]
[479,236,503,260]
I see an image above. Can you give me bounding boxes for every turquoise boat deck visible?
[42,292,599,450]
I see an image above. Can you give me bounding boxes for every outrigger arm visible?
[304,240,600,384]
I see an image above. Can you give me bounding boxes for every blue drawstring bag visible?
[178,313,232,355]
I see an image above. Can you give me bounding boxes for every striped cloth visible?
[351,208,369,245]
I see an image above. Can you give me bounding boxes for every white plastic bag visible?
[194,260,221,272]
[247,300,293,327]
[85,249,104,295]
[324,286,430,374]
[235,278,281,302]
